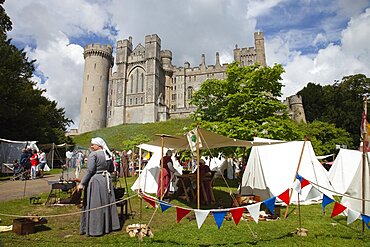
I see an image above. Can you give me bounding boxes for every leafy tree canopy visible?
[0,0,73,144]
[298,74,370,147]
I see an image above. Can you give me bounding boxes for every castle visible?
[79,32,305,133]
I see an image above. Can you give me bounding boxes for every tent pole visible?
[160,135,164,200]
[283,138,307,220]
[361,96,367,233]
[138,147,143,222]
[196,125,200,209]
[51,143,55,170]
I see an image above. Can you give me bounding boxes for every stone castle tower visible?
[79,44,113,133]
[79,32,269,133]
[284,95,306,123]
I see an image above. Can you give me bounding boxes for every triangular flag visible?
[212,211,227,229]
[300,178,310,189]
[246,202,262,223]
[292,180,302,193]
[322,194,334,212]
[194,209,210,229]
[331,202,347,218]
[159,200,172,212]
[176,207,191,223]
[347,208,361,224]
[263,197,276,215]
[305,185,322,201]
[278,189,290,205]
[230,207,245,225]
[143,195,157,208]
[361,214,370,229]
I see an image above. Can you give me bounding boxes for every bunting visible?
[212,211,227,229]
[331,202,347,218]
[176,207,191,223]
[263,197,276,215]
[305,185,322,201]
[230,207,245,225]
[142,194,157,208]
[246,202,262,223]
[194,209,210,229]
[361,214,370,229]
[322,194,334,212]
[347,208,361,225]
[159,200,172,212]
[277,189,290,205]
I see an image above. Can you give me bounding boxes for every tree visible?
[298,74,370,147]
[0,0,73,144]
[191,62,302,142]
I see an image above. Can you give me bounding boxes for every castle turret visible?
[161,50,173,110]
[79,44,113,133]
[284,95,307,123]
[254,32,266,66]
[215,52,221,68]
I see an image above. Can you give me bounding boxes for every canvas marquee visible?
[328,148,370,215]
[240,140,333,203]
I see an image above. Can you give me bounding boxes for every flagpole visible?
[361,96,367,233]
[284,137,307,220]
[196,124,200,209]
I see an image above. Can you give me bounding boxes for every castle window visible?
[85,97,87,103]
[110,100,112,106]
[141,73,144,92]
[187,87,193,100]
[91,110,93,113]
[99,98,100,105]
[136,69,139,93]
[130,75,134,93]
[130,98,132,105]
[92,86,94,92]
[172,94,176,100]
[94,63,96,69]
[100,75,102,82]
[135,98,138,104]
[87,75,89,81]
[109,111,112,117]
[141,97,143,104]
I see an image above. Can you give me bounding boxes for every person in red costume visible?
[157,150,175,199]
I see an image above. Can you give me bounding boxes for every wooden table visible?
[175,172,216,205]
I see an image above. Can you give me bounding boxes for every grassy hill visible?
[72,118,194,150]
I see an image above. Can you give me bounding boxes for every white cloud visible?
[268,7,370,97]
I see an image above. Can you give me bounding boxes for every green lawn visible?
[0,175,369,246]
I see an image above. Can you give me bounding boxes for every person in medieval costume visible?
[157,150,175,199]
[77,137,120,236]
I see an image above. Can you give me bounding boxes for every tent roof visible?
[145,128,282,150]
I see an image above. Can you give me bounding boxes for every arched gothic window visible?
[187,87,194,100]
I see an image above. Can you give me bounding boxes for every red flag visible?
[176,207,191,223]
[331,202,347,218]
[278,189,290,205]
[143,195,157,208]
[230,207,245,225]
[301,178,310,189]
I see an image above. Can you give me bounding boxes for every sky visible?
[3,0,370,129]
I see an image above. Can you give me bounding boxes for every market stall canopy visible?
[146,128,283,150]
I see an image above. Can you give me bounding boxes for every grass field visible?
[0,174,369,247]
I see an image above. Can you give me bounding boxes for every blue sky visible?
[3,0,370,129]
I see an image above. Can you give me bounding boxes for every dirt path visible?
[0,170,82,202]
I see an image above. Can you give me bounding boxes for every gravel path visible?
[0,170,81,202]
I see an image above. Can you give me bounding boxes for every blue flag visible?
[159,200,172,212]
[361,214,370,229]
[263,197,276,215]
[322,194,334,212]
[212,211,227,229]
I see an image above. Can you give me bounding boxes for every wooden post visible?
[284,138,307,220]
[361,96,367,233]
[51,143,55,170]
[196,125,200,209]
[160,135,164,200]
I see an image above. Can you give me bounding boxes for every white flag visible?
[292,180,302,194]
[246,202,262,224]
[305,185,322,201]
[194,209,210,229]
[186,129,202,152]
[347,208,361,225]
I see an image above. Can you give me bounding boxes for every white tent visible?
[240,140,332,203]
[328,148,370,215]
[131,144,182,194]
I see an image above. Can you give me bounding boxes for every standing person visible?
[75,150,83,178]
[114,151,121,178]
[157,150,175,199]
[77,137,120,236]
[38,149,47,178]
[29,149,39,180]
[120,150,129,178]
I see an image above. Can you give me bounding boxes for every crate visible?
[13,218,35,235]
